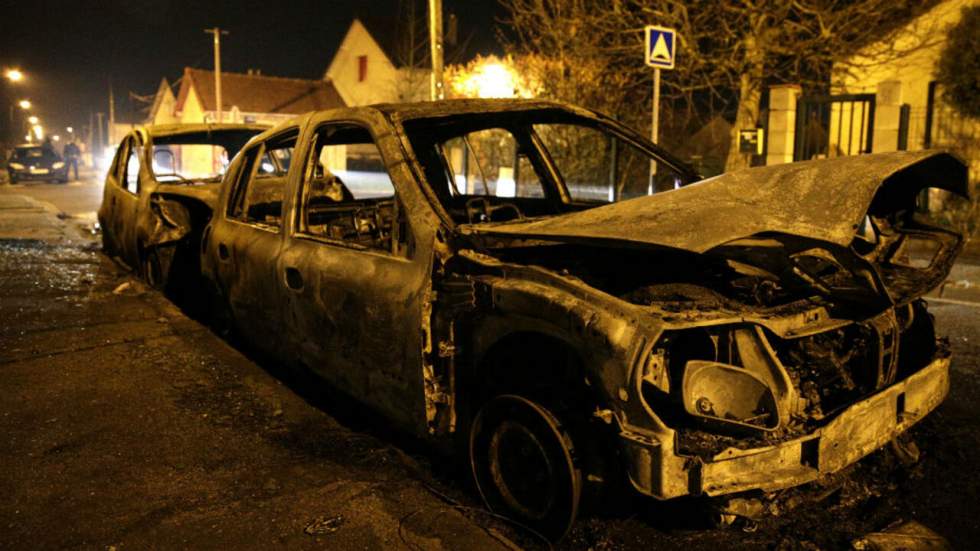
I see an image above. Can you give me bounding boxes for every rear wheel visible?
[470,394,582,542]
[142,245,175,291]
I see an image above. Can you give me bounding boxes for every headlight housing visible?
[52,162,65,169]
[8,162,24,170]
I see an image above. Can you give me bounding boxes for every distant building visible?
[323,18,430,106]
[147,78,179,126]
[167,67,346,126]
[833,0,979,180]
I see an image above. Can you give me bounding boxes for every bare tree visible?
[500,0,938,172]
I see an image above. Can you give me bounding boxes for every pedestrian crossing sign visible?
[645,25,676,69]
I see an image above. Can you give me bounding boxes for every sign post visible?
[644,25,676,193]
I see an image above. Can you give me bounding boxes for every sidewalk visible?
[0,194,87,243]
[0,196,512,550]
[931,261,980,304]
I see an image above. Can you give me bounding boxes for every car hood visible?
[458,151,967,254]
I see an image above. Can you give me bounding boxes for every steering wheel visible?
[464,197,525,224]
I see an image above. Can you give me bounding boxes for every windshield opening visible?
[149,129,262,183]
[404,110,691,225]
[14,147,59,162]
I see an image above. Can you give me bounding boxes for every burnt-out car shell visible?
[98,123,267,288]
[198,99,967,541]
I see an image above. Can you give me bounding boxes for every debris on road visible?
[852,520,949,550]
[304,514,344,536]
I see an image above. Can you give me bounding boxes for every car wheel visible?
[470,394,582,542]
[142,245,175,291]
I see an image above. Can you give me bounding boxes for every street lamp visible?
[18,99,31,110]
[28,115,38,125]
[5,69,24,83]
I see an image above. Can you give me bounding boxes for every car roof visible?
[373,98,598,121]
[132,122,270,142]
[244,99,608,146]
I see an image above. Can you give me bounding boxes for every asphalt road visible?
[0,168,104,216]
[0,183,978,550]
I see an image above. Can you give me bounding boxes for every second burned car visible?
[99,123,267,289]
[199,100,966,540]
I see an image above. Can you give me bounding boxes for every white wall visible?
[834,0,978,156]
[324,19,428,106]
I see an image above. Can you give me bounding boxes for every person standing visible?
[64,140,80,181]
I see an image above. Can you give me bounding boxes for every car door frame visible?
[277,109,442,436]
[100,133,145,266]
[204,124,304,354]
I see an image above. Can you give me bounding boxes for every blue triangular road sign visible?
[645,26,676,69]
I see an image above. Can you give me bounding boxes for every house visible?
[323,17,430,106]
[832,0,978,180]
[171,67,346,126]
[147,78,178,126]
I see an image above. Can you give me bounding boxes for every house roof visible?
[353,12,495,69]
[351,13,430,67]
[176,67,346,115]
[148,78,176,121]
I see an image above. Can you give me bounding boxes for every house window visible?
[358,55,368,82]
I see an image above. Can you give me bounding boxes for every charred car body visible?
[98,123,266,289]
[197,100,966,540]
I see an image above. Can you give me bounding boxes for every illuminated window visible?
[358,55,368,82]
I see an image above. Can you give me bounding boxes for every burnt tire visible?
[470,394,582,542]
[142,245,175,291]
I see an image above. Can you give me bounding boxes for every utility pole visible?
[428,0,444,101]
[204,27,229,122]
[108,81,115,145]
[95,112,104,155]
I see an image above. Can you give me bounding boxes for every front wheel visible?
[470,394,582,542]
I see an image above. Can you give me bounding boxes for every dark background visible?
[0,0,506,137]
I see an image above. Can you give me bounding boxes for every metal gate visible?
[794,94,876,161]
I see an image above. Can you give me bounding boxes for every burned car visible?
[199,99,966,540]
[98,123,267,289]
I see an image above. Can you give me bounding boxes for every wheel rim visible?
[470,395,581,541]
[144,251,162,288]
[488,420,556,519]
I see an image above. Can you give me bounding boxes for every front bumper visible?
[622,353,950,499]
[9,168,67,181]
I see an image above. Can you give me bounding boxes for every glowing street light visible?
[449,57,535,100]
[52,134,60,142]
[32,124,43,140]
[18,99,31,110]
[5,69,24,82]
[27,115,38,125]
[66,126,73,133]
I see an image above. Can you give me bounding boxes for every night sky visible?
[1,0,506,139]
